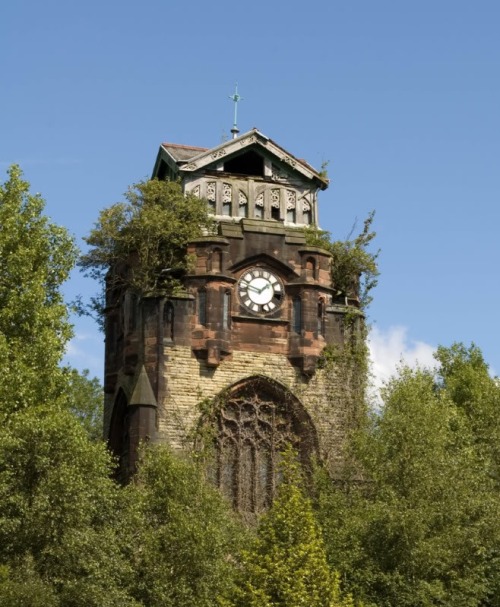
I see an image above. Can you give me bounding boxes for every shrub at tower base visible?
[231,448,358,607]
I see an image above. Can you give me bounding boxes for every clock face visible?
[238,268,284,314]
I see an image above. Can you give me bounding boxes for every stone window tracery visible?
[302,199,312,225]
[286,189,296,223]
[271,189,281,208]
[254,192,264,219]
[271,189,280,220]
[222,183,232,216]
[206,182,216,214]
[212,378,316,514]
[238,191,248,218]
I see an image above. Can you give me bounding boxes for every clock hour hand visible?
[243,283,261,294]
[258,282,271,294]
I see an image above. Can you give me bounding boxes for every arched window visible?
[222,290,231,330]
[302,200,312,225]
[211,248,222,273]
[317,298,325,337]
[254,192,264,219]
[292,297,302,334]
[164,300,174,341]
[271,189,281,220]
[206,181,216,214]
[198,290,207,326]
[108,389,130,484]
[210,377,317,514]
[305,257,316,280]
[222,183,232,216]
[125,292,138,333]
[238,191,248,218]
[286,190,296,223]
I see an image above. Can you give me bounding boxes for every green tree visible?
[79,178,215,321]
[0,558,59,607]
[61,367,104,441]
[0,165,77,416]
[127,444,242,607]
[317,360,500,607]
[0,406,140,606]
[234,449,355,607]
[435,344,500,605]
[436,343,500,483]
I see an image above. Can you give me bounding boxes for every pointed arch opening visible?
[206,376,318,514]
[108,389,130,483]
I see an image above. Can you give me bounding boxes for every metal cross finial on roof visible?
[229,83,243,139]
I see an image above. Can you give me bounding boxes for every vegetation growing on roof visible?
[79,178,215,322]
[305,211,379,310]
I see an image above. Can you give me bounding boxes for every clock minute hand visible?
[258,282,271,294]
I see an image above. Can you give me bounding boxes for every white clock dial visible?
[238,268,284,314]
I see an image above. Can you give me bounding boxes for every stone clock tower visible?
[104,129,361,513]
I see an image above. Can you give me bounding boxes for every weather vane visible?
[229,83,243,139]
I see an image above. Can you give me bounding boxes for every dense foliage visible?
[316,345,500,607]
[305,211,379,309]
[61,367,104,441]
[4,166,500,607]
[0,165,77,416]
[0,407,137,606]
[127,446,243,607]
[233,449,356,607]
[0,409,242,606]
[79,178,215,321]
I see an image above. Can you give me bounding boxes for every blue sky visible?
[2,0,499,385]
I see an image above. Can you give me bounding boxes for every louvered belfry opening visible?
[212,377,317,514]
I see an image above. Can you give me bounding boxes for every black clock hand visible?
[244,283,261,294]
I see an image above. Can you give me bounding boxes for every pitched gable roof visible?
[153,129,329,190]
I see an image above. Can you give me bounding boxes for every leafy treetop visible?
[79,179,215,317]
[305,211,379,309]
[234,448,357,607]
[0,165,77,415]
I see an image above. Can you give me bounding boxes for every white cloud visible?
[63,325,437,396]
[368,325,436,403]
[64,332,103,379]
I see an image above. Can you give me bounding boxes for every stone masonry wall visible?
[158,344,353,475]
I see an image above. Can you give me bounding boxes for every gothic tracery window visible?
[211,378,316,514]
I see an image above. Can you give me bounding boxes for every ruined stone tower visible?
[104,129,361,512]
